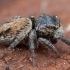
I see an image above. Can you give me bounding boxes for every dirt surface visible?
[0,0,70,70]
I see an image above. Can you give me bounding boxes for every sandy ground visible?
[0,0,70,70]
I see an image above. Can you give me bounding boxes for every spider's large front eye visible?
[46,23,59,30]
[38,25,47,33]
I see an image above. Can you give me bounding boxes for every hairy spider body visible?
[0,16,32,45]
[0,14,70,67]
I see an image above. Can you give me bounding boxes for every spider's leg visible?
[29,14,36,29]
[29,29,37,67]
[0,31,26,59]
[38,38,60,57]
[55,34,70,46]
[6,66,9,70]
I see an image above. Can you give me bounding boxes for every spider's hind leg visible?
[0,31,27,59]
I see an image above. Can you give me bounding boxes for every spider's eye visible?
[45,22,59,29]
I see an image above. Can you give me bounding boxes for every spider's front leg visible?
[54,33,70,46]
[28,29,38,67]
[38,38,60,57]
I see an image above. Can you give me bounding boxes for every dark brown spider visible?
[0,14,70,67]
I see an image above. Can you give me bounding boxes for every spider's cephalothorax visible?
[35,14,62,44]
[36,14,60,36]
[0,14,70,67]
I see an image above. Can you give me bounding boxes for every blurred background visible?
[0,0,70,26]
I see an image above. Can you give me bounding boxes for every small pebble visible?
[29,58,32,61]
[12,49,15,51]
[20,49,22,50]
[14,55,17,57]
[43,50,45,52]
[17,48,20,50]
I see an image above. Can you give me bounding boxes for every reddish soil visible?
[0,0,70,70]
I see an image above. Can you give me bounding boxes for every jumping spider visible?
[0,14,70,67]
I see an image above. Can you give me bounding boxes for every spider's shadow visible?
[6,43,59,59]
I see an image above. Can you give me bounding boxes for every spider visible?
[0,14,70,67]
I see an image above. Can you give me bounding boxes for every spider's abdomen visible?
[0,16,32,45]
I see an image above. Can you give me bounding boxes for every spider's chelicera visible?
[0,14,70,67]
